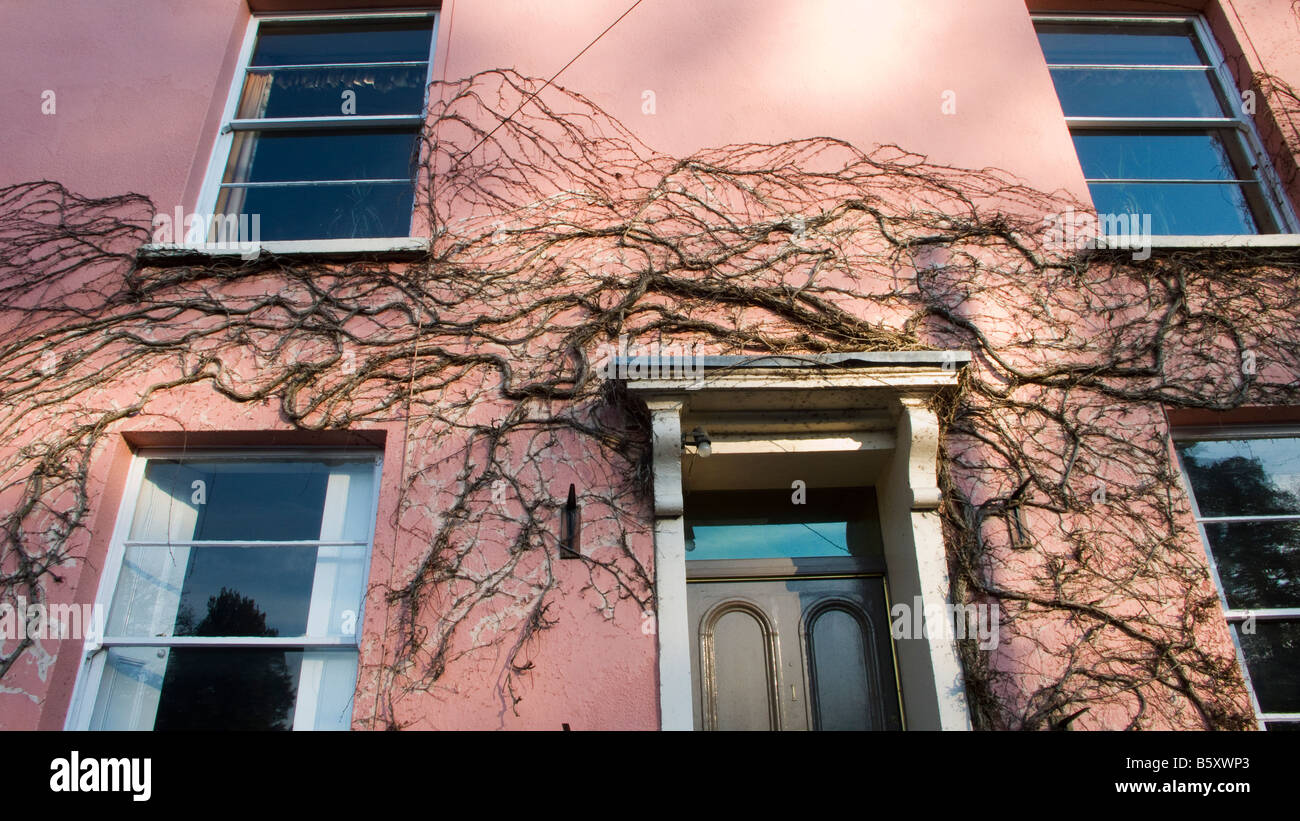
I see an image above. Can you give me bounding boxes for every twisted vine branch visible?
[2,69,1297,729]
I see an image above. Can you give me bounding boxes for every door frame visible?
[623,351,973,730]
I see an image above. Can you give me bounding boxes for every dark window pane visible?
[153,648,305,730]
[1036,23,1205,66]
[228,182,415,240]
[684,488,883,560]
[222,130,418,184]
[173,549,319,637]
[108,543,366,639]
[1203,522,1300,609]
[131,460,332,541]
[239,66,428,118]
[1048,68,1225,117]
[252,20,433,66]
[1072,131,1243,181]
[1266,721,1300,730]
[1236,621,1300,714]
[1177,439,1300,517]
[1087,181,1257,234]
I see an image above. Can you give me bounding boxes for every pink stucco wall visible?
[6,0,1297,222]
[0,0,1098,217]
[0,0,249,211]
[2,0,1298,731]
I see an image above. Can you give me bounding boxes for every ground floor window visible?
[71,451,381,730]
[1174,431,1300,730]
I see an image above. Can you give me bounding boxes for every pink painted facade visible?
[2,0,1299,731]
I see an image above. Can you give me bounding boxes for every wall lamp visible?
[560,484,582,559]
[683,427,711,458]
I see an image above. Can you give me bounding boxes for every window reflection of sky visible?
[687,521,850,560]
[1036,27,1204,66]
[1033,21,1267,236]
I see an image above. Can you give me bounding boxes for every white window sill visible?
[1094,234,1300,251]
[137,238,429,263]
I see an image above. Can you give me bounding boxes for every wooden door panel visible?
[807,607,874,729]
[689,584,802,730]
[788,576,901,730]
[708,608,777,730]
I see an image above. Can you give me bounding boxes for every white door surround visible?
[622,352,973,731]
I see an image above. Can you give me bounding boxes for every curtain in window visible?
[90,466,200,730]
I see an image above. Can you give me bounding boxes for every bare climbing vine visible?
[2,68,1298,729]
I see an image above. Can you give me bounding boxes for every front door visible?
[684,487,903,731]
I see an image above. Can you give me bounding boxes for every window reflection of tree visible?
[154,587,299,731]
[1183,450,1300,716]
[325,183,401,240]
[1237,622,1300,714]
[1183,452,1300,607]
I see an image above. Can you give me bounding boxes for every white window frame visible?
[191,9,440,249]
[1031,12,1300,236]
[63,448,384,731]
[1172,425,1300,730]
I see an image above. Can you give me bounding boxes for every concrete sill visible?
[1093,234,1300,251]
[137,238,430,265]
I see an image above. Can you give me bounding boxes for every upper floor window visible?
[1174,431,1300,730]
[198,13,436,243]
[1033,15,1296,236]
